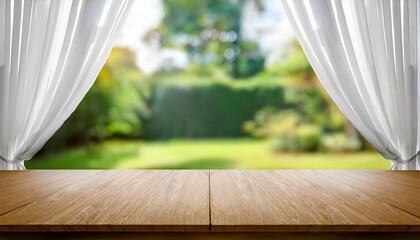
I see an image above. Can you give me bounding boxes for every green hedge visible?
[144,80,287,138]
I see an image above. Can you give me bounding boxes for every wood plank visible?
[0,170,209,232]
[0,170,102,215]
[2,232,420,240]
[318,170,420,217]
[210,170,420,232]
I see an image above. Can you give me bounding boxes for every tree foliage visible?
[40,48,145,153]
[152,0,265,78]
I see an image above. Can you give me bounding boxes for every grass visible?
[26,139,390,170]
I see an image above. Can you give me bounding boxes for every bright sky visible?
[114,0,295,74]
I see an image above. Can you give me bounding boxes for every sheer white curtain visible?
[281,0,420,170]
[0,0,132,170]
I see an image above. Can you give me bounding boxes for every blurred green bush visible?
[143,79,287,138]
[40,48,145,153]
[320,133,363,152]
[243,107,363,152]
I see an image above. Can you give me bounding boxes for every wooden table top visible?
[0,170,210,232]
[0,170,419,232]
[210,170,420,232]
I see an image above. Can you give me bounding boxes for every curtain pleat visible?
[0,0,132,170]
[281,0,420,170]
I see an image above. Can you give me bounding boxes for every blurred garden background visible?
[26,0,388,170]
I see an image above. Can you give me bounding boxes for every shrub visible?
[143,80,287,138]
[296,124,322,151]
[245,109,322,151]
[244,108,362,152]
[269,125,322,152]
[320,133,362,152]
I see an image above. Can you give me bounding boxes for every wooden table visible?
[0,170,419,239]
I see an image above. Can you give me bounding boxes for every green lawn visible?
[26,139,390,170]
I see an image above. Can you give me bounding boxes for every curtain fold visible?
[0,0,132,170]
[281,0,420,170]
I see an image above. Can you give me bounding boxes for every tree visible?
[150,0,265,78]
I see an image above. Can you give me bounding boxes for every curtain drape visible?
[281,0,420,170]
[0,0,132,170]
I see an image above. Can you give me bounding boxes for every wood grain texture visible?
[0,170,102,215]
[0,170,209,232]
[1,170,420,233]
[1,232,420,240]
[318,170,420,217]
[210,170,420,232]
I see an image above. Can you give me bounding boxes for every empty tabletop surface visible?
[0,170,419,232]
[0,170,210,232]
[210,170,420,232]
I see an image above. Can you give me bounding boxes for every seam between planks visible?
[208,170,212,231]
[316,170,420,219]
[0,170,105,217]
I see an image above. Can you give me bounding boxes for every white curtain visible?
[281,0,420,170]
[0,0,132,170]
